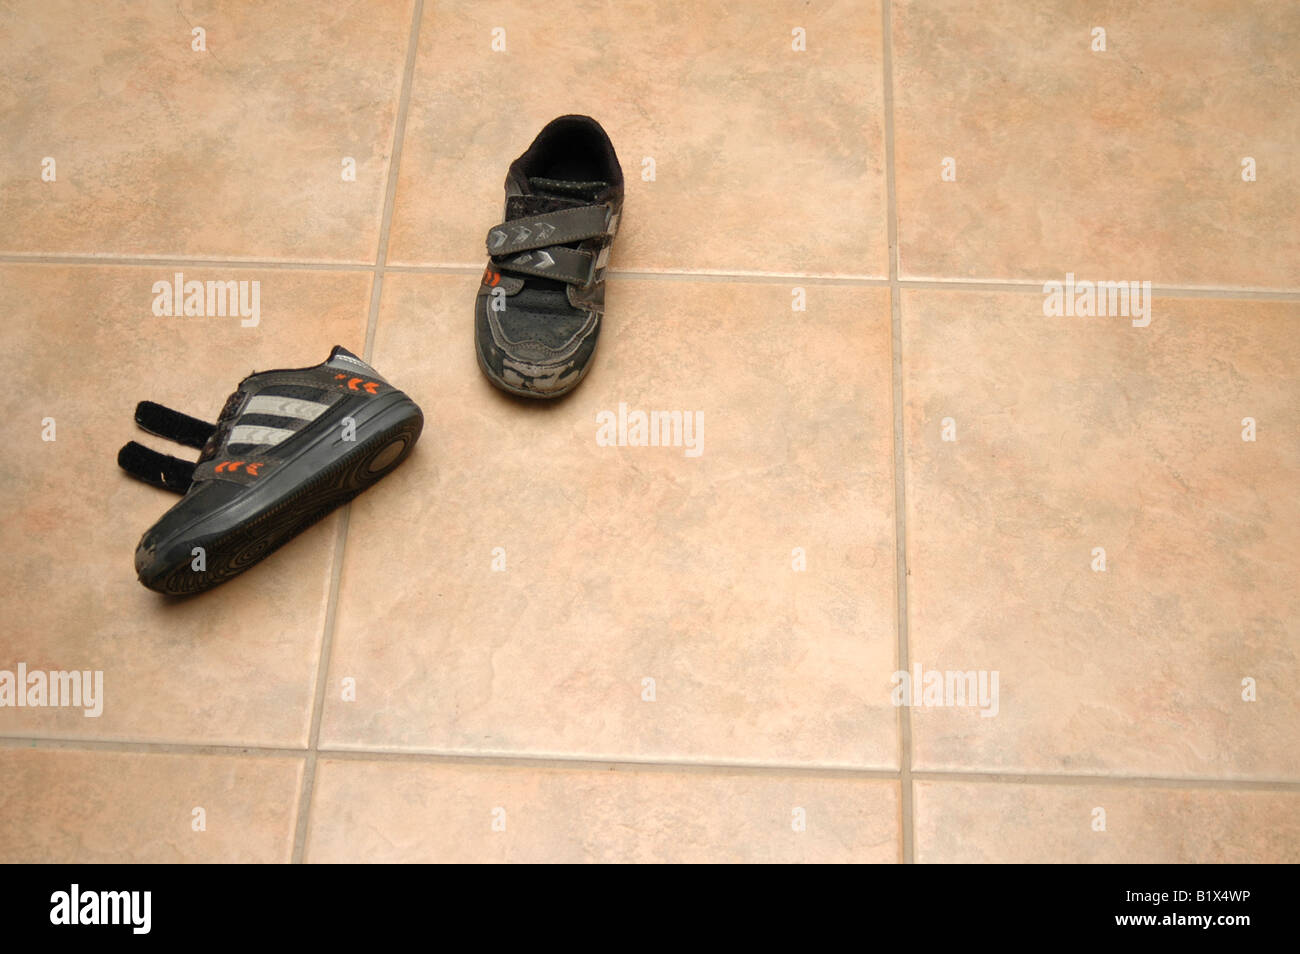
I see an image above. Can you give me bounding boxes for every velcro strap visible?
[506,193,587,220]
[134,401,215,449]
[117,441,195,493]
[486,204,610,256]
[492,246,595,285]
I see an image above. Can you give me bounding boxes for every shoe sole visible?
[138,394,423,595]
[475,340,596,400]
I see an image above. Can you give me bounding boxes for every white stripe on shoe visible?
[243,395,331,421]
[229,424,297,445]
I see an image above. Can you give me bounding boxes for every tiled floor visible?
[1,1,1296,863]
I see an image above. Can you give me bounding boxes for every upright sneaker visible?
[476,115,624,398]
[118,346,423,595]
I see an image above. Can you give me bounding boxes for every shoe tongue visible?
[529,176,608,200]
[507,177,609,220]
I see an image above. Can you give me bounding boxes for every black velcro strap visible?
[485,204,610,257]
[134,401,215,450]
[492,246,595,285]
[117,441,195,494]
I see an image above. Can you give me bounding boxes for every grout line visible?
[383,263,485,275]
[4,254,1299,300]
[385,263,896,284]
[289,506,351,864]
[889,279,1300,301]
[287,0,426,866]
[608,269,890,285]
[362,0,425,364]
[5,736,1298,791]
[907,771,1300,792]
[0,737,312,760]
[881,0,914,866]
[4,252,1299,300]
[0,253,374,270]
[310,750,905,780]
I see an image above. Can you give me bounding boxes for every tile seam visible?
[287,0,427,866]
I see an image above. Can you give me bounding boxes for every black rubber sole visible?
[139,400,422,596]
[475,338,597,401]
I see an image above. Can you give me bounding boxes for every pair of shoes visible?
[121,116,621,595]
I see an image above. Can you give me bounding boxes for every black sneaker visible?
[118,346,423,595]
[475,115,624,399]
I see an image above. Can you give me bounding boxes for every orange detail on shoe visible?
[332,374,381,393]
[213,460,261,476]
[483,267,501,287]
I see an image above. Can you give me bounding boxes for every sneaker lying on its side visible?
[475,114,624,399]
[118,346,423,595]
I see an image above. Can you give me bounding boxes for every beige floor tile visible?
[320,275,897,767]
[0,264,370,746]
[891,0,1300,288]
[0,745,302,862]
[0,0,413,262]
[914,779,1300,863]
[902,290,1300,779]
[387,0,888,277]
[307,758,898,862]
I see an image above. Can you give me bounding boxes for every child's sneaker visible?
[475,115,624,399]
[119,346,423,595]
